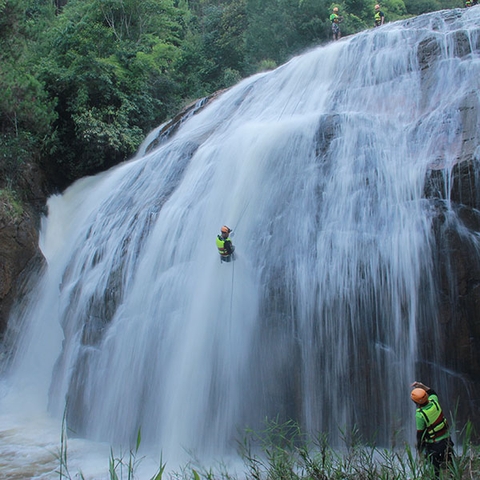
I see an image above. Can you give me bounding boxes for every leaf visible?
[136,427,142,453]
[192,469,201,480]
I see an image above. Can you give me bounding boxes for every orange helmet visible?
[333,7,339,11]
[375,4,380,9]
[221,226,230,234]
[411,388,429,405]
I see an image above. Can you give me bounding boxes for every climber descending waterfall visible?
[0,7,479,476]
[216,225,236,262]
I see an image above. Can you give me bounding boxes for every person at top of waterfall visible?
[330,7,342,41]
[411,381,454,478]
[216,226,235,262]
[374,4,385,26]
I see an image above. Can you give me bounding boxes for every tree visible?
[0,0,56,188]
[38,0,187,189]
[245,0,332,69]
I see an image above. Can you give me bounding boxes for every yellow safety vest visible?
[216,235,232,256]
[416,397,449,443]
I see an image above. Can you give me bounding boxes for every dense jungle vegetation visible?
[0,0,463,201]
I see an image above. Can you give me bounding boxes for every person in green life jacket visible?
[374,4,385,27]
[330,7,342,41]
[216,225,235,262]
[411,381,454,478]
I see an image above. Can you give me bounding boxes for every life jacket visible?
[417,398,449,443]
[374,11,383,25]
[216,235,232,257]
[330,13,339,23]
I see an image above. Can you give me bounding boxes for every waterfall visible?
[2,7,480,471]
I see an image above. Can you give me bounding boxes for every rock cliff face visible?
[418,13,480,432]
[425,162,480,435]
[0,214,37,333]
[0,162,47,336]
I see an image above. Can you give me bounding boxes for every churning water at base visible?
[1,7,480,478]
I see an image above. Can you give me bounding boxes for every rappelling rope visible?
[227,200,249,328]
[230,258,235,326]
[230,199,250,234]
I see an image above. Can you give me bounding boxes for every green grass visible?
[0,187,24,222]
[55,417,480,480]
[235,418,480,480]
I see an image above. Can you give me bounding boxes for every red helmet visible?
[411,388,429,405]
[221,226,230,234]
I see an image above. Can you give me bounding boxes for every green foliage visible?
[57,421,166,480]
[245,0,312,67]
[175,0,248,92]
[51,414,480,479]
[36,0,186,188]
[340,13,370,35]
[0,1,56,191]
[107,431,168,480]
[0,0,469,194]
[0,67,54,136]
[257,59,278,72]
[403,0,460,15]
[344,0,371,20]
[209,0,247,73]
[381,0,408,23]
[0,188,24,222]
[235,418,480,480]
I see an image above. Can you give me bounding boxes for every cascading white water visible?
[1,7,479,477]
